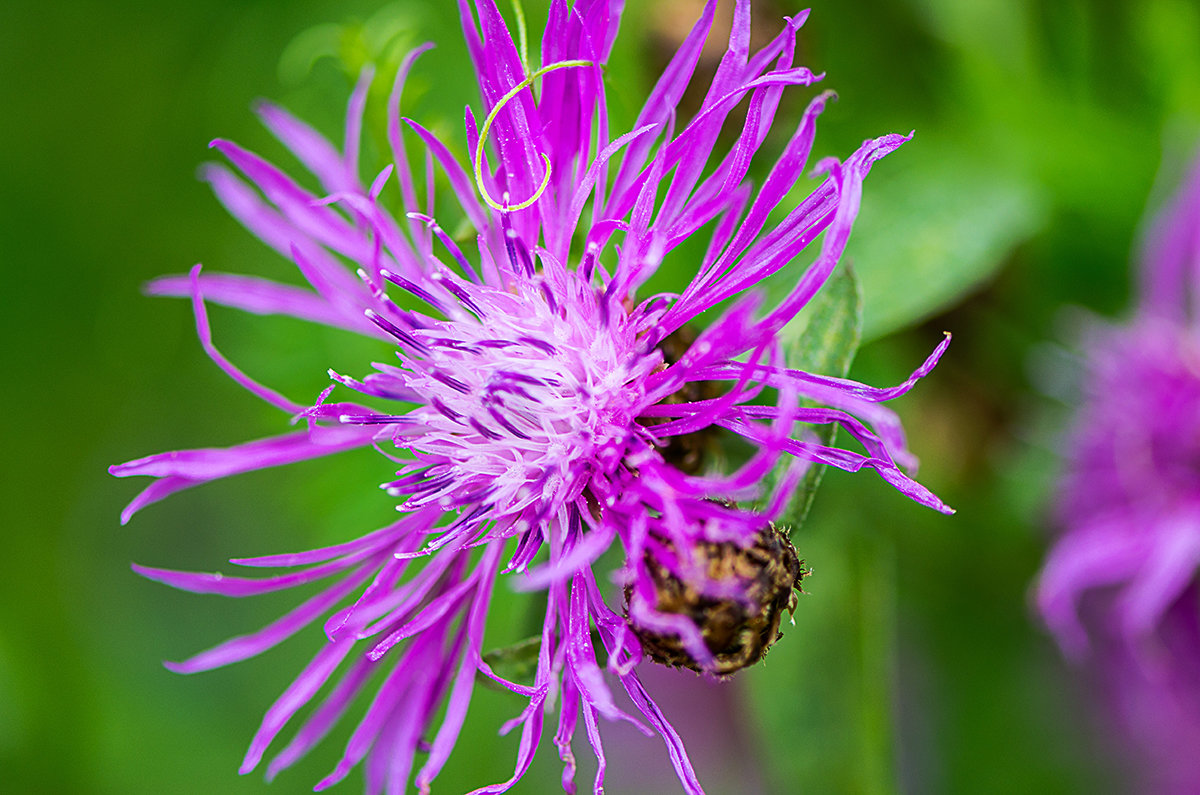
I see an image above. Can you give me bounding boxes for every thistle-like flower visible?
[1036,151,1200,792]
[112,2,950,792]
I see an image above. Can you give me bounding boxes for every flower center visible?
[397,278,654,521]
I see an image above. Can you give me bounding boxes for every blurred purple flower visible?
[1036,151,1200,791]
[112,1,949,792]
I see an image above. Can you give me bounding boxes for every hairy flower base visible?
[628,522,805,675]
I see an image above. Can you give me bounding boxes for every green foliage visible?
[278,3,421,86]
[478,635,541,691]
[849,143,1047,341]
[782,266,865,398]
[768,265,864,533]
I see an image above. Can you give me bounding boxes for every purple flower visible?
[112,2,949,792]
[1036,151,1200,791]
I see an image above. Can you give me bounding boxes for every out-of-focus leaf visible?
[909,0,1034,67]
[279,4,420,87]
[766,264,862,533]
[847,146,1046,341]
[781,263,863,381]
[1138,0,1200,121]
[478,635,541,691]
[277,24,343,87]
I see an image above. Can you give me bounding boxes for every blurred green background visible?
[4,0,1199,792]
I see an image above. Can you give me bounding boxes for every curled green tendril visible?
[474,59,592,213]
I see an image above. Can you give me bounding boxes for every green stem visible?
[854,532,899,795]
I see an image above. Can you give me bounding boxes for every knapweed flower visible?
[112,1,950,792]
[1036,151,1200,792]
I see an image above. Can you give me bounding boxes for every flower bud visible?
[628,523,808,675]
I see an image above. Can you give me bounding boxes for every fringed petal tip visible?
[787,9,812,29]
[141,274,176,297]
[877,465,955,515]
[131,561,242,595]
[810,154,841,181]
[131,561,172,583]
[881,130,915,148]
[910,477,955,516]
[162,658,199,675]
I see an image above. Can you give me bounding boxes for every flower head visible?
[113,2,949,792]
[1036,150,1200,791]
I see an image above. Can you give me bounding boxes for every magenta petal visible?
[240,638,357,774]
[112,426,377,481]
[343,64,374,182]
[1138,150,1200,319]
[387,44,436,233]
[255,100,349,194]
[112,425,378,523]
[146,272,358,332]
[132,548,375,597]
[618,671,704,795]
[186,264,305,414]
[1114,512,1200,641]
[165,565,376,673]
[265,655,375,780]
[404,118,492,233]
[413,543,503,792]
[230,514,422,569]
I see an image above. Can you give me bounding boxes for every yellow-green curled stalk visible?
[473,59,592,213]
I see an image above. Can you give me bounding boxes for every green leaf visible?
[780,262,863,381]
[766,264,863,532]
[477,635,541,692]
[278,7,420,88]
[277,24,343,87]
[847,145,1046,341]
